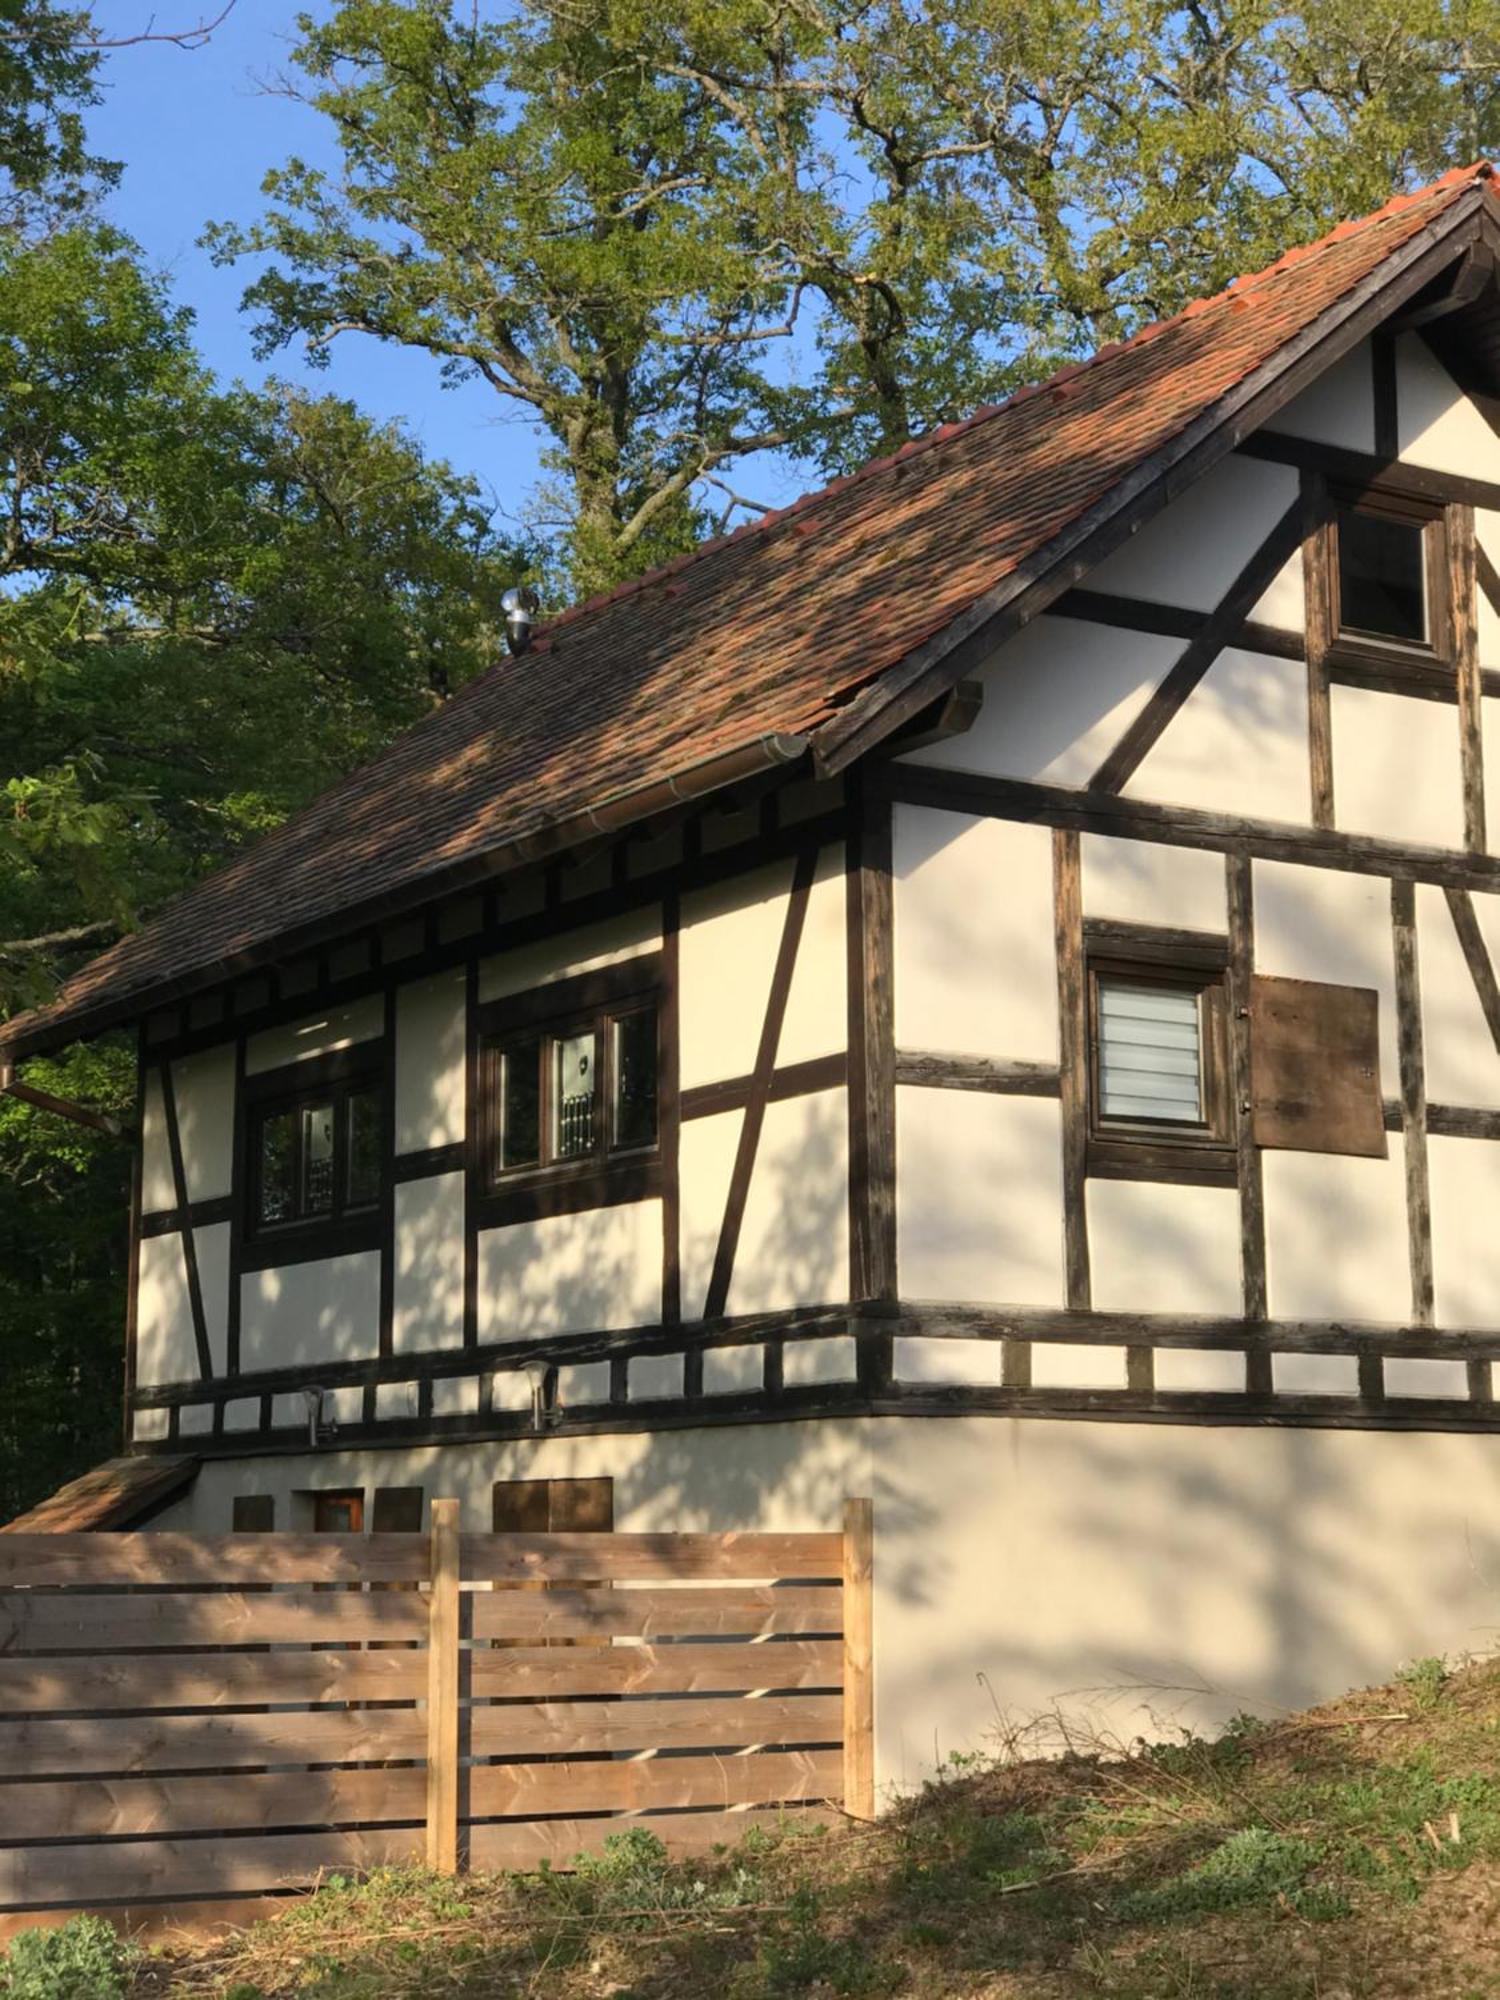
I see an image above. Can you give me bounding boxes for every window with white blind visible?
[1096,979,1205,1126]
[1085,936,1232,1183]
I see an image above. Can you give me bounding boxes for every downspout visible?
[0,1059,134,1140]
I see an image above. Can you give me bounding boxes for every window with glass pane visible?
[250,1076,383,1234]
[1338,507,1429,646]
[299,1102,336,1214]
[613,1007,658,1151]
[258,1108,296,1224]
[553,1029,598,1159]
[1097,979,1204,1127]
[499,1039,541,1170]
[346,1088,381,1209]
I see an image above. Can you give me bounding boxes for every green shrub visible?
[0,1915,137,2000]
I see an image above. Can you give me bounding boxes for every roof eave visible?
[0,730,812,1064]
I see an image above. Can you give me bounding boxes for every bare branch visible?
[3,1,240,51]
[0,919,120,962]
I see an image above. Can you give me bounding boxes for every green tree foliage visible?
[0,0,113,230]
[0,223,520,1515]
[217,0,1500,591]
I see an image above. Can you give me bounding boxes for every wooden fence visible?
[0,1500,872,1938]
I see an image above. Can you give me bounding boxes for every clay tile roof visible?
[2,1455,198,1532]
[3,163,1495,1060]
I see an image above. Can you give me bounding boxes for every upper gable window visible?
[1332,496,1443,654]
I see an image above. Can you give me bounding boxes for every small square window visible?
[1338,509,1427,644]
[1096,978,1205,1127]
[249,1074,384,1234]
[1331,495,1444,658]
[1085,940,1233,1184]
[484,993,660,1187]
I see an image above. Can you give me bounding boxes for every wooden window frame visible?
[476,957,664,1219]
[1084,928,1235,1188]
[311,1488,365,1534]
[1326,487,1451,685]
[243,1047,384,1259]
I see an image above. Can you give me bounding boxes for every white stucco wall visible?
[679,848,845,1088]
[135,1232,198,1387]
[239,1250,382,1370]
[1263,1143,1410,1322]
[892,807,1056,1061]
[395,971,466,1152]
[1080,833,1227,933]
[245,996,384,1076]
[171,1046,235,1201]
[1087,1178,1242,1317]
[1126,647,1312,825]
[1273,337,1375,451]
[393,1171,466,1352]
[896,1089,1064,1305]
[1415,882,1500,1110]
[1396,332,1500,481]
[475,1199,663,1342]
[154,1414,1500,1797]
[477,905,661,1006]
[1253,859,1399,1093]
[1330,685,1462,852]
[1085,454,1300,611]
[901,615,1170,786]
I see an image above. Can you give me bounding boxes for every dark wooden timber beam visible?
[1239,429,1500,512]
[0,1060,132,1140]
[873,762,1500,897]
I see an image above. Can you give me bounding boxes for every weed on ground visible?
[17,1652,1500,1998]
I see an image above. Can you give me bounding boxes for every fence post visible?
[842,1496,875,1821]
[425,1497,461,1872]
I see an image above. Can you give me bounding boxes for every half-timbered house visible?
[10,163,1500,1790]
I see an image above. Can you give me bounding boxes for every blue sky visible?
[88,2,545,530]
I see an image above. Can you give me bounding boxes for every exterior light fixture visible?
[502,585,539,656]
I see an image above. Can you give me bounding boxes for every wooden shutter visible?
[232,1495,275,1532]
[372,1487,424,1534]
[548,1478,613,1532]
[1249,975,1386,1157]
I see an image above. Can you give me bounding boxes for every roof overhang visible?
[0,730,810,1064]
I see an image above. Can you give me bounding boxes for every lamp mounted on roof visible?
[501,585,539,656]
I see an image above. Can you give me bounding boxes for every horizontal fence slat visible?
[0,1827,420,1913]
[0,1894,302,1946]
[0,1764,427,1842]
[467,1692,841,1757]
[467,1640,840,1700]
[0,1534,428,1588]
[460,1532,843,1583]
[468,1805,836,1873]
[468,1746,842,1819]
[469,1584,842,1642]
[0,1706,429,1778]
[0,1649,426,1713]
[0,1589,428,1653]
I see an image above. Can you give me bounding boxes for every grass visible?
[19,1651,1500,1998]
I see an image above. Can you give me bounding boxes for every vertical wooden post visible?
[425,1497,460,1873]
[842,1496,875,1822]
